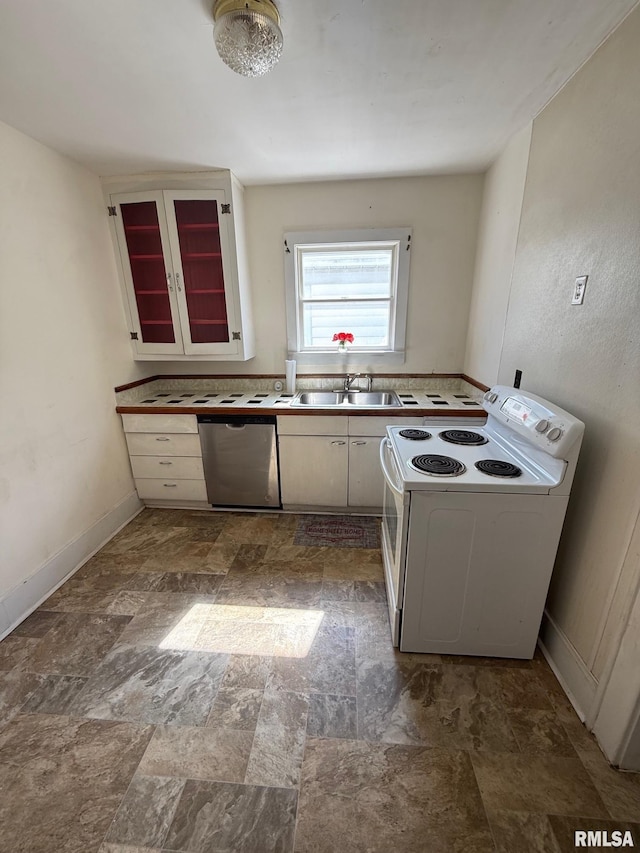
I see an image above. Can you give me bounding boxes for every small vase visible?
[337,341,348,352]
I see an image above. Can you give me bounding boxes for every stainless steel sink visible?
[291,390,402,408]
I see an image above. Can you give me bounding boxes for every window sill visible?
[288,350,406,367]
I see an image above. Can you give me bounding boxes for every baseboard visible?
[0,491,143,640]
[539,609,598,720]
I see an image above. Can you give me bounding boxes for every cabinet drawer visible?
[121,414,198,434]
[126,433,202,457]
[277,415,348,436]
[134,478,208,501]
[130,455,204,480]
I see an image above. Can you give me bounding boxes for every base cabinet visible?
[278,435,348,507]
[121,414,208,506]
[277,415,422,510]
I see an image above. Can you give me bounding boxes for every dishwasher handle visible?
[198,414,277,426]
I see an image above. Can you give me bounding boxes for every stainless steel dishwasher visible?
[197,415,281,508]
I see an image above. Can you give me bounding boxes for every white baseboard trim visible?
[539,609,598,721]
[0,491,143,640]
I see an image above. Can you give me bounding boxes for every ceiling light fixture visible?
[213,0,283,78]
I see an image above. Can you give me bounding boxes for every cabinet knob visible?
[176,273,183,292]
[166,273,174,292]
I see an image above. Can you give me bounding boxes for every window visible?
[284,228,411,364]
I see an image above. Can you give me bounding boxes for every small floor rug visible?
[294,515,380,549]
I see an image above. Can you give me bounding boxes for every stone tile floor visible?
[1,508,639,852]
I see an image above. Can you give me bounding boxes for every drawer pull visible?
[163,483,178,488]
[159,461,173,465]
[330,440,346,446]
[155,437,171,442]
[351,441,367,446]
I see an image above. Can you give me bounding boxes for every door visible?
[348,437,385,508]
[163,190,241,357]
[111,191,184,355]
[279,435,348,506]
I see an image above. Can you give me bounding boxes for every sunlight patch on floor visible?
[159,603,325,657]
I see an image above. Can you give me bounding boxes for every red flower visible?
[332,332,354,343]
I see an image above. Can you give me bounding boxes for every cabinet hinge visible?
[130,331,139,340]
[221,204,231,214]
[108,206,117,216]
[232,331,241,341]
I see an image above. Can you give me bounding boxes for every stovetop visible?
[386,424,565,493]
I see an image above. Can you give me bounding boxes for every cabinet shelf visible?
[124,225,160,232]
[130,254,164,261]
[178,223,220,231]
[140,320,173,325]
[187,288,225,295]
[135,289,168,295]
[190,319,228,325]
[182,252,222,259]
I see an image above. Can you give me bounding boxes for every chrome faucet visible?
[343,373,373,391]
[343,373,360,391]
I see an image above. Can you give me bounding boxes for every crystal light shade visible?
[213,0,283,78]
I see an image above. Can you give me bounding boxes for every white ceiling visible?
[0,0,637,185]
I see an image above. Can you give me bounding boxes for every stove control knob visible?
[547,427,563,442]
[484,391,498,403]
[535,419,550,433]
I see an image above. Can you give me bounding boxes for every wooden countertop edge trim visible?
[116,406,486,418]
[461,374,490,392]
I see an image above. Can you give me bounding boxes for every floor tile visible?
[137,724,253,782]
[295,739,494,853]
[104,773,185,849]
[70,643,228,726]
[356,659,517,750]
[579,751,640,821]
[21,673,88,715]
[307,693,357,739]
[270,625,356,695]
[23,612,131,676]
[0,669,41,725]
[471,751,609,817]
[164,779,298,853]
[11,609,59,638]
[0,636,39,670]
[117,593,217,647]
[507,707,578,756]
[154,572,225,594]
[206,685,264,731]
[245,684,309,788]
[0,713,153,853]
[487,809,562,853]
[216,574,323,608]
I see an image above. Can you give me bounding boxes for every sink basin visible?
[294,392,346,406]
[346,391,401,407]
[291,390,402,408]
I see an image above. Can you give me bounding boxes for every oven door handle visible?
[379,438,404,497]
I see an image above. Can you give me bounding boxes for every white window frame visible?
[284,227,411,366]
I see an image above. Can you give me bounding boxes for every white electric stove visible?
[380,385,584,658]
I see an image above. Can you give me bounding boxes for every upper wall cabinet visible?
[106,172,254,361]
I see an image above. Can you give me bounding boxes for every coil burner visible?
[398,429,432,440]
[439,429,488,446]
[409,454,466,477]
[475,460,522,478]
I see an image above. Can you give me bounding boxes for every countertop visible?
[115,389,486,418]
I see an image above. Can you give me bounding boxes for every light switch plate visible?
[572,275,588,305]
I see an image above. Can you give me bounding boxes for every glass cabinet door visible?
[164,191,240,356]
[112,191,183,354]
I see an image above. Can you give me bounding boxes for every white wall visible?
[464,123,532,385]
[480,6,640,706]
[0,120,143,627]
[156,174,484,376]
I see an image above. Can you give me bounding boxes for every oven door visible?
[379,437,410,645]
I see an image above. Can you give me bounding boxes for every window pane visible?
[300,249,392,299]
[302,302,390,348]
